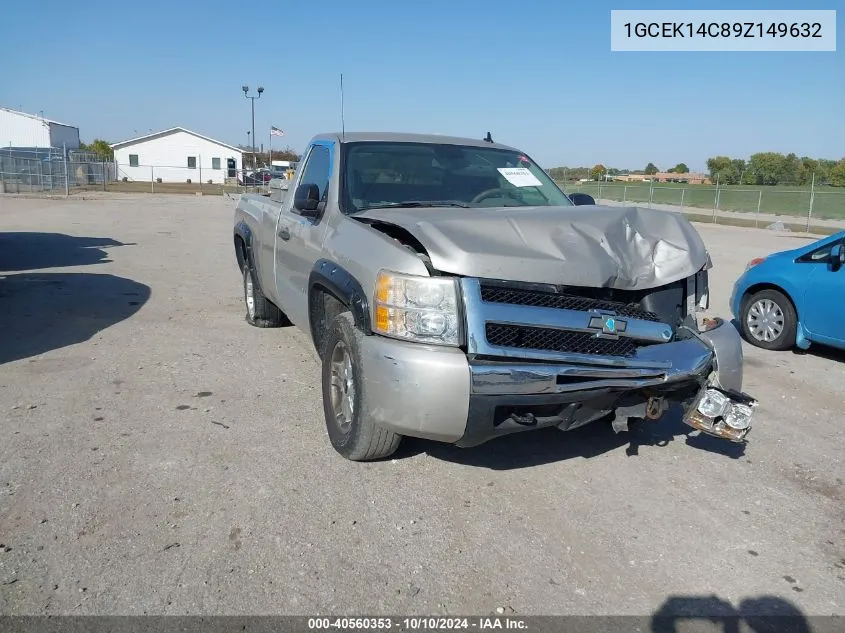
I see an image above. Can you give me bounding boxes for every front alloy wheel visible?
[746,298,784,343]
[740,288,797,351]
[328,340,356,435]
[320,312,402,461]
[243,267,256,320]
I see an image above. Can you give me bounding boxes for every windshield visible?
[341,141,572,213]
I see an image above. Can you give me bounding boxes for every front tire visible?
[321,312,402,461]
[242,265,287,328]
[739,288,797,351]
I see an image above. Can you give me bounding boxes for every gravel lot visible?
[0,194,843,620]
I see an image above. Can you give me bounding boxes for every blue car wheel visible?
[739,288,797,351]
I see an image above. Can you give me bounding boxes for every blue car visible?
[730,230,845,351]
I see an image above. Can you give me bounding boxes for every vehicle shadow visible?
[0,232,149,364]
[0,232,133,272]
[650,594,823,633]
[0,272,151,364]
[394,405,745,470]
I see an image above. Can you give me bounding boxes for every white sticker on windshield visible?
[497,167,542,187]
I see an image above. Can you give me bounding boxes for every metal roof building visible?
[0,107,80,150]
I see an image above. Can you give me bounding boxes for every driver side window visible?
[298,145,332,202]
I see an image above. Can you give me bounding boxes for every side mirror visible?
[569,192,595,206]
[293,183,320,215]
[831,243,844,271]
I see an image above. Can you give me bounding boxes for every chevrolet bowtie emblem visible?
[588,314,627,338]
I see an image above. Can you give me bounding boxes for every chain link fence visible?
[110,162,279,195]
[558,182,845,232]
[4,149,843,233]
[0,148,285,196]
[0,147,115,194]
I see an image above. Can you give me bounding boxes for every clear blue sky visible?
[1,0,842,172]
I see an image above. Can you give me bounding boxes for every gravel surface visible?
[0,194,842,619]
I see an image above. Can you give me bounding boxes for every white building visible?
[110,127,244,184]
[0,107,80,150]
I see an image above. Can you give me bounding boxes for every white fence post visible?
[63,143,69,196]
[680,188,685,212]
[806,172,815,232]
[712,176,719,222]
[623,185,627,203]
[755,190,762,228]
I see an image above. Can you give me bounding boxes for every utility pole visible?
[242,85,264,168]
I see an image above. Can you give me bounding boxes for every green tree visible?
[644,162,658,175]
[590,164,606,180]
[548,166,590,182]
[672,163,689,174]
[747,152,787,185]
[817,159,837,184]
[781,153,800,185]
[707,156,744,184]
[829,158,845,187]
[81,139,114,160]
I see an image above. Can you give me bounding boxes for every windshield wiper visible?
[358,200,471,211]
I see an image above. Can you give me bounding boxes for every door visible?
[802,240,845,346]
[274,142,334,327]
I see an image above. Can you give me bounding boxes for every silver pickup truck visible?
[233,132,758,461]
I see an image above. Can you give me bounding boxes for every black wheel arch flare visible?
[308,259,373,337]
[233,221,253,271]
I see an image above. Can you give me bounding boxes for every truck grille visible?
[480,286,661,323]
[485,324,637,358]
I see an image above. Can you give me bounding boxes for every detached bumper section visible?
[356,277,758,447]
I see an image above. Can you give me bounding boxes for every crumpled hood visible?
[356,204,709,290]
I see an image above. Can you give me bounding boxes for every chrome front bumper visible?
[459,276,757,443]
[357,279,758,447]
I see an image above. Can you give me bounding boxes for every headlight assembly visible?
[684,387,757,441]
[373,270,461,346]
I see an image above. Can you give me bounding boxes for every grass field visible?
[559,181,845,220]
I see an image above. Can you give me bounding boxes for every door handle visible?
[277,228,290,241]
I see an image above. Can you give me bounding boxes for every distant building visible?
[615,172,711,185]
[110,127,244,184]
[0,107,80,151]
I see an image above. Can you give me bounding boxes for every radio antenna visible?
[340,73,345,140]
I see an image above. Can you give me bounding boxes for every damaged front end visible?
[354,203,760,447]
[455,274,760,447]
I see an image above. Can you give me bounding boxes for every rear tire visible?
[739,288,797,351]
[321,312,402,461]
[242,265,287,328]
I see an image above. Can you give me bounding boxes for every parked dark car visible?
[240,169,271,186]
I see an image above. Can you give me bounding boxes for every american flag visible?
[270,126,284,137]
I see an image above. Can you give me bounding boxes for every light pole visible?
[242,84,263,168]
